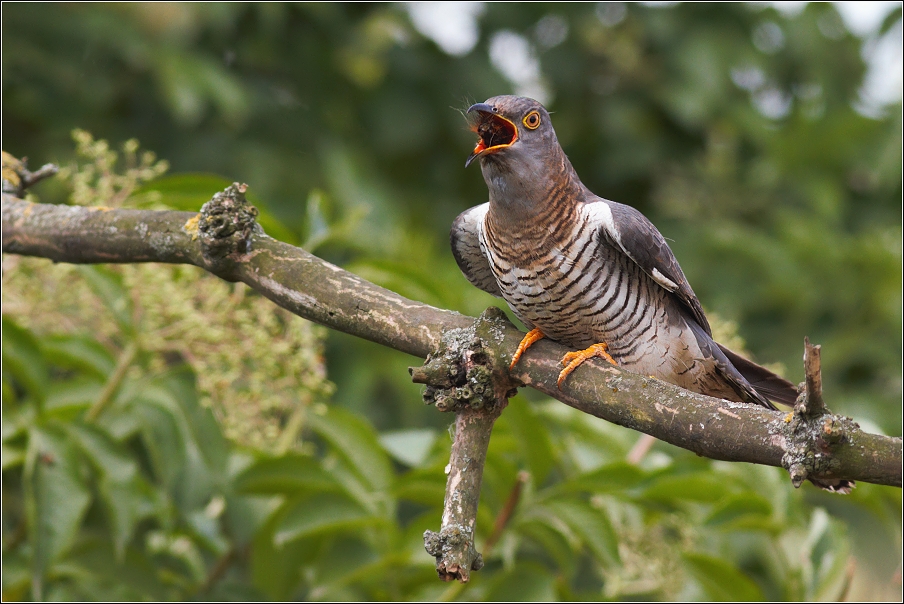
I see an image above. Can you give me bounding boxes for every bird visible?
[451,95,798,410]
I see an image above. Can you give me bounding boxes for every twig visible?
[485,470,530,555]
[782,338,856,493]
[416,309,520,582]
[438,470,529,598]
[1,152,59,196]
[86,341,139,421]
[626,434,657,465]
[797,337,826,416]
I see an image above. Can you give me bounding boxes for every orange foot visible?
[509,328,545,370]
[557,343,618,389]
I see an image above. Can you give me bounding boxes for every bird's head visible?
[465,95,557,170]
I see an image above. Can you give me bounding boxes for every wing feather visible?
[582,198,711,336]
[451,203,502,298]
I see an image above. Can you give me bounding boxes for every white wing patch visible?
[651,268,679,291]
[583,199,621,246]
[583,199,679,293]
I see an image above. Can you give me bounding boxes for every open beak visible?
[465,103,518,167]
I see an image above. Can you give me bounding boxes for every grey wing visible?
[582,197,711,336]
[451,203,502,298]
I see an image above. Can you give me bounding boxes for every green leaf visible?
[393,469,446,507]
[0,549,31,601]
[551,461,648,496]
[64,422,137,482]
[25,426,92,584]
[643,471,732,504]
[309,536,383,594]
[542,499,621,565]
[705,492,775,530]
[251,511,312,600]
[45,378,102,415]
[516,512,579,571]
[308,408,393,493]
[2,316,49,405]
[682,552,765,601]
[378,428,436,468]
[134,173,233,211]
[166,370,229,476]
[234,453,337,495]
[273,492,377,546]
[61,536,170,601]
[74,266,133,333]
[485,561,558,602]
[2,443,26,470]
[99,476,158,560]
[40,335,116,380]
[134,395,186,489]
[499,399,556,484]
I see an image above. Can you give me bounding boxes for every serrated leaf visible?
[542,499,621,565]
[308,408,393,493]
[234,454,337,495]
[378,429,436,468]
[2,316,49,405]
[273,492,377,546]
[682,552,764,601]
[25,426,92,582]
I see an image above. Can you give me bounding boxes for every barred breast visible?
[480,203,736,399]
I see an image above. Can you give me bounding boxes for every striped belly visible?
[481,227,716,392]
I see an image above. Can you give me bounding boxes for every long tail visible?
[717,344,798,407]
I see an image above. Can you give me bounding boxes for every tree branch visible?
[3,192,901,491]
[414,308,520,582]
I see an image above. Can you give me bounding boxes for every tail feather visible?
[717,344,798,407]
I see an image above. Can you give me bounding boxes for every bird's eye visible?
[523,111,541,130]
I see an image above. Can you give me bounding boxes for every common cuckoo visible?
[452,95,798,410]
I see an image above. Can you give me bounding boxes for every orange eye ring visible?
[523,110,541,130]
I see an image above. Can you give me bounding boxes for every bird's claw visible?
[556,343,618,389]
[509,328,545,370]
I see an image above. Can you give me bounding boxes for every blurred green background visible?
[2,3,901,601]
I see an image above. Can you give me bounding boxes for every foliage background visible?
[2,3,901,601]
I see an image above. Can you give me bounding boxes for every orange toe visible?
[510,328,545,370]
[557,343,618,389]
